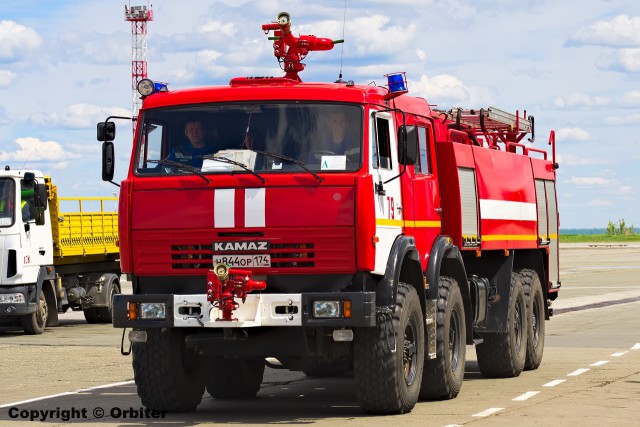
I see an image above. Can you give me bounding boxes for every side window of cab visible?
[414,126,432,175]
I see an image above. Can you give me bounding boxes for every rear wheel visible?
[83,307,100,324]
[206,357,265,399]
[476,273,527,378]
[354,283,424,414]
[21,290,48,335]
[132,329,208,412]
[420,276,466,400]
[96,281,120,323]
[518,269,545,370]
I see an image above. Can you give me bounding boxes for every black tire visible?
[518,269,545,370]
[476,273,527,378]
[96,281,120,323]
[133,329,208,412]
[420,276,466,400]
[354,283,424,414]
[206,357,265,399]
[21,290,48,335]
[83,307,100,324]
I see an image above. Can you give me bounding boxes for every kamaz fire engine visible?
[101,12,559,415]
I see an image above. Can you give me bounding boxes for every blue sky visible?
[0,0,638,228]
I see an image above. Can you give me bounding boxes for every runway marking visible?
[611,351,628,357]
[0,380,135,409]
[473,407,504,417]
[560,286,639,289]
[567,368,590,376]
[543,379,566,387]
[512,391,540,401]
[472,408,504,418]
[590,360,609,367]
[632,343,640,350]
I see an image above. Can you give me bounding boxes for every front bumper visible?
[0,286,36,316]
[112,292,376,329]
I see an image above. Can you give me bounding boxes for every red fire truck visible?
[100,12,559,415]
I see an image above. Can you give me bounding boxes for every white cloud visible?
[603,113,640,125]
[29,104,131,129]
[554,93,609,109]
[616,186,633,195]
[595,48,640,73]
[0,20,42,61]
[199,21,237,38]
[587,199,613,207]
[567,176,617,186]
[347,15,419,56]
[569,15,640,47]
[410,74,471,105]
[556,154,609,166]
[0,137,81,164]
[556,127,590,142]
[416,48,427,61]
[0,69,16,87]
[55,31,129,65]
[621,90,640,106]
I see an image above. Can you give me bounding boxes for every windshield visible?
[0,178,15,227]
[134,103,363,176]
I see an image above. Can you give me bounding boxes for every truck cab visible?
[0,169,55,333]
[0,167,121,334]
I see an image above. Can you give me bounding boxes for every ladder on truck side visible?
[443,107,535,150]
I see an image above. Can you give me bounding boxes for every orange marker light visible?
[343,300,352,318]
[128,302,138,320]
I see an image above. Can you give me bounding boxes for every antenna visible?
[337,0,348,83]
[124,2,153,121]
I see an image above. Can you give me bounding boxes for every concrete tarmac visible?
[0,243,639,426]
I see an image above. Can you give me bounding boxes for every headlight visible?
[313,301,341,318]
[137,79,155,96]
[0,293,25,304]
[140,302,166,319]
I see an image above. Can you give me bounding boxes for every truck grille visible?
[170,243,316,269]
[132,228,355,274]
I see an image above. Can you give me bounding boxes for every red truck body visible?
[103,12,559,415]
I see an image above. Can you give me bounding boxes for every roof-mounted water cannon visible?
[262,12,344,82]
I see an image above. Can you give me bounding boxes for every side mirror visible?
[35,183,48,211]
[398,125,418,165]
[97,122,116,142]
[102,141,115,181]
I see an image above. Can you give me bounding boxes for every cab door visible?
[409,122,441,267]
[370,111,403,274]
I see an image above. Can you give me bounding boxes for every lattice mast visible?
[124,3,153,120]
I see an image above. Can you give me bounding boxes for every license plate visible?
[212,254,271,268]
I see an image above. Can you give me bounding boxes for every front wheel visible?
[132,329,208,412]
[420,276,466,400]
[21,290,48,335]
[476,273,527,378]
[354,283,424,414]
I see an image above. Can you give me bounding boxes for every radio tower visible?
[124,2,153,119]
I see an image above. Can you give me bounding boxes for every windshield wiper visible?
[254,150,323,183]
[147,160,210,184]
[200,155,266,184]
